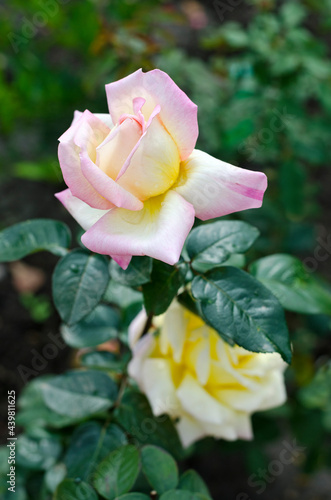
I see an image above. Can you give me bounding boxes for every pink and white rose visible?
[56,69,267,269]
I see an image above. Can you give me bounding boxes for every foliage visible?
[1,0,331,498]
[1,211,331,497]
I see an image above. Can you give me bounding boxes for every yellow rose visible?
[128,301,287,448]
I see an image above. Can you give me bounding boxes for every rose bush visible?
[128,301,287,447]
[56,69,267,269]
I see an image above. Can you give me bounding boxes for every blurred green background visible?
[1,0,331,498]
[2,0,331,258]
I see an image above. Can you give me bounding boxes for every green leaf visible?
[104,282,143,309]
[322,406,331,432]
[191,267,291,363]
[65,421,128,481]
[17,377,84,429]
[114,390,184,460]
[178,470,211,498]
[104,281,143,330]
[94,445,140,500]
[299,362,331,431]
[115,494,150,500]
[54,479,98,500]
[52,249,109,324]
[142,261,185,315]
[41,370,118,419]
[281,2,306,27]
[160,491,210,500]
[141,445,178,494]
[0,219,71,262]
[222,23,249,48]
[61,304,120,348]
[110,256,153,287]
[299,362,331,410]
[16,432,62,471]
[186,220,259,272]
[221,253,246,269]
[45,464,66,493]
[0,480,27,500]
[80,351,126,372]
[0,447,10,475]
[249,254,331,315]
[177,290,201,316]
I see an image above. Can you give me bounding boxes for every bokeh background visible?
[1,0,331,498]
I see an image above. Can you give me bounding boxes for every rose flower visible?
[128,301,287,448]
[56,69,267,269]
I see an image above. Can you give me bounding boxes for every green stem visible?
[141,311,154,337]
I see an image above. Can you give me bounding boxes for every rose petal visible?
[239,351,287,377]
[80,149,144,211]
[59,110,141,211]
[128,334,156,382]
[55,191,136,271]
[105,68,198,160]
[177,373,232,426]
[111,254,132,270]
[174,149,268,220]
[58,110,113,210]
[256,371,287,411]
[141,358,180,417]
[128,309,148,348]
[115,104,161,181]
[117,115,180,200]
[94,113,114,129]
[199,412,252,442]
[160,301,188,363]
[70,111,114,130]
[176,412,206,448]
[55,188,108,230]
[81,190,195,268]
[97,118,142,179]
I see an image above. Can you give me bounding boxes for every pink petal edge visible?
[105,68,198,161]
[174,149,268,220]
[81,190,195,268]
